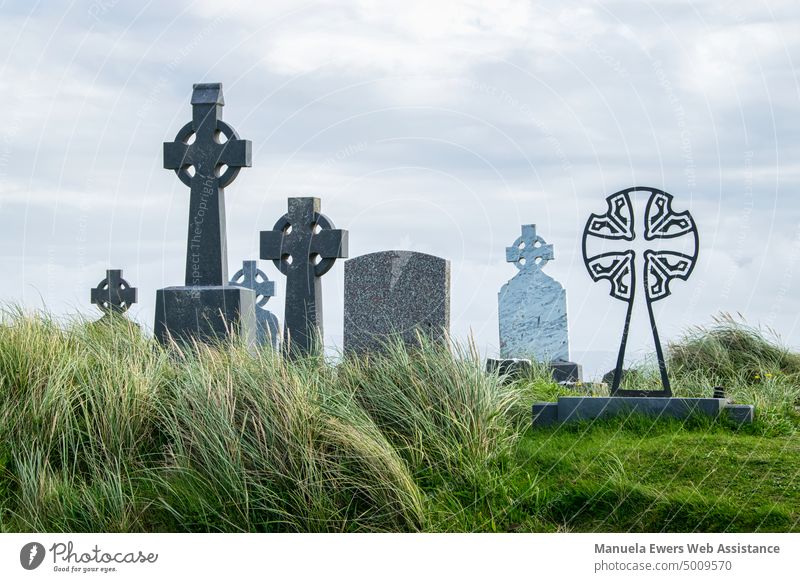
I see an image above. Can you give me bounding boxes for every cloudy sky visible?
[1,0,798,377]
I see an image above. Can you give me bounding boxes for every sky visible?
[1,0,798,378]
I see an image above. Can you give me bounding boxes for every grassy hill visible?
[0,309,797,532]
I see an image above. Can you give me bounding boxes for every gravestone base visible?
[550,361,582,383]
[486,358,531,378]
[486,358,582,383]
[532,396,755,427]
[154,286,256,346]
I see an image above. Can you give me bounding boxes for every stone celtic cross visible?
[230,260,280,348]
[498,224,572,367]
[582,186,699,396]
[90,269,137,314]
[506,224,554,271]
[260,197,348,355]
[163,83,252,286]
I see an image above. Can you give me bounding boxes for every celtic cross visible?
[506,224,554,271]
[90,269,137,314]
[582,186,699,396]
[230,260,275,307]
[230,260,279,348]
[163,83,252,286]
[260,197,348,355]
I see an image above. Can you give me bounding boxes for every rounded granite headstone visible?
[344,250,450,355]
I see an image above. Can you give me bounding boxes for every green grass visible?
[0,307,797,532]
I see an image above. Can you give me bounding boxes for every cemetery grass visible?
[0,310,797,533]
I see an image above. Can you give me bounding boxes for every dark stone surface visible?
[154,286,256,346]
[229,260,280,349]
[550,361,583,383]
[558,396,725,422]
[531,402,558,427]
[725,404,754,424]
[163,82,252,286]
[260,197,348,356]
[530,396,755,427]
[90,269,137,315]
[343,251,450,355]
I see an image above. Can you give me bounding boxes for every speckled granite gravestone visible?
[229,260,280,349]
[344,251,450,354]
[499,225,578,379]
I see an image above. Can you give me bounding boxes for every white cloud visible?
[0,0,798,374]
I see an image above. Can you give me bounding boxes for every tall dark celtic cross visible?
[582,186,699,396]
[163,83,252,286]
[261,197,348,355]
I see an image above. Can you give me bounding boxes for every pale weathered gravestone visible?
[494,225,581,382]
[229,260,280,349]
[90,269,137,320]
[260,197,348,356]
[499,225,568,360]
[343,251,450,355]
[154,83,256,346]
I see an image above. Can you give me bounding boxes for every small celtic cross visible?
[506,224,554,271]
[90,269,137,314]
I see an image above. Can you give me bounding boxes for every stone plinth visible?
[154,286,256,346]
[531,396,754,427]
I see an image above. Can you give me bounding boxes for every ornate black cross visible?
[260,197,348,355]
[582,186,699,396]
[163,83,252,286]
[90,269,138,314]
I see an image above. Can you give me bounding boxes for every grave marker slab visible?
[154,83,256,346]
[260,197,348,356]
[344,250,450,355]
[499,225,570,362]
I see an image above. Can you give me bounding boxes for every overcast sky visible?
[1,0,798,377]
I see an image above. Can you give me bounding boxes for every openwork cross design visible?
[506,224,554,271]
[163,83,252,286]
[582,187,699,396]
[90,269,137,314]
[260,197,348,355]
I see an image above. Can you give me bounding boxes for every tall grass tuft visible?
[0,307,164,531]
[2,306,796,532]
[668,313,800,431]
[338,334,522,481]
[153,338,425,531]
